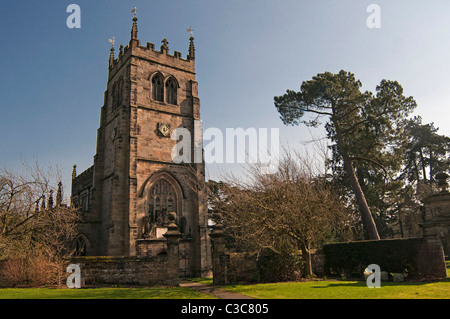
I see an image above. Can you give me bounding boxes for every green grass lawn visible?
[0,286,216,299]
[2,278,449,299]
[187,261,450,299]
[221,278,450,299]
[216,261,450,299]
[0,262,448,299]
[1,278,449,299]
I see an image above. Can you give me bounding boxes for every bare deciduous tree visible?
[0,163,79,287]
[209,151,354,277]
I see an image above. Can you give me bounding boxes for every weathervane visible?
[131,6,137,18]
[108,36,115,48]
[187,26,194,37]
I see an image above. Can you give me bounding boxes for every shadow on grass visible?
[311,277,449,288]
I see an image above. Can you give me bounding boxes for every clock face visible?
[159,123,171,137]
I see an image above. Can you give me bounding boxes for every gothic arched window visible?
[148,179,177,226]
[151,74,164,102]
[165,77,177,105]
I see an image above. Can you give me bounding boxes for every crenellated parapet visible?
[108,13,196,80]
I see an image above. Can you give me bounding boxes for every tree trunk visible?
[333,118,380,241]
[300,241,313,277]
[428,146,433,183]
[342,155,380,240]
[413,159,420,184]
[419,148,427,182]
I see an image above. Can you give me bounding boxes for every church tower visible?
[71,12,211,277]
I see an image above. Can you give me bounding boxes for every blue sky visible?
[1,1,450,198]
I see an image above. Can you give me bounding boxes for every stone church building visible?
[71,13,211,277]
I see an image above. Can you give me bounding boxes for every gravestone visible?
[392,273,404,282]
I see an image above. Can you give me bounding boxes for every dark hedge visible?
[323,238,423,278]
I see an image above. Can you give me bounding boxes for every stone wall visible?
[136,238,193,277]
[66,256,168,286]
